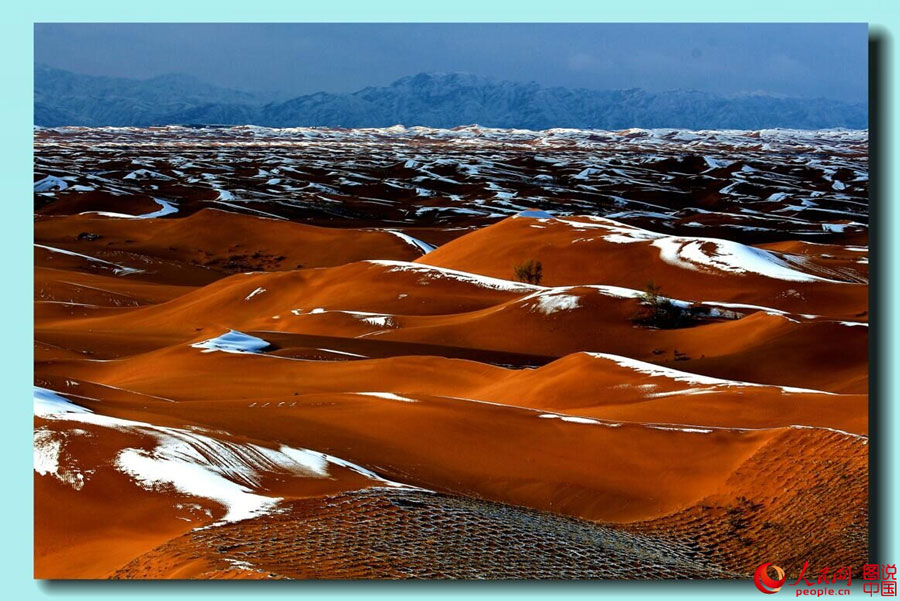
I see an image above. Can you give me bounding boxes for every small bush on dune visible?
[514,259,543,285]
[632,281,699,329]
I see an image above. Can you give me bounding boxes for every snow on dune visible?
[433,388,862,441]
[651,236,843,283]
[132,197,179,218]
[821,222,865,233]
[115,435,326,523]
[244,287,266,301]
[367,260,539,292]
[34,243,143,275]
[192,330,270,354]
[555,216,663,244]
[700,300,788,316]
[586,284,644,300]
[537,411,711,434]
[317,348,368,358]
[34,389,94,490]
[34,386,93,417]
[34,386,408,523]
[587,353,738,387]
[584,352,836,395]
[387,230,437,254]
[80,197,179,219]
[518,284,697,316]
[522,289,581,315]
[123,169,173,181]
[535,401,860,438]
[359,315,394,328]
[514,209,555,219]
[34,175,69,192]
[356,392,417,403]
[646,425,715,434]
[702,156,733,170]
[34,428,80,489]
[538,413,617,426]
[290,308,396,328]
[544,215,847,283]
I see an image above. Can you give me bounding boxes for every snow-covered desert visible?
[34,125,868,578]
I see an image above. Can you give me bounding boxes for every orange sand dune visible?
[759,240,869,284]
[35,267,195,306]
[34,407,383,578]
[361,288,867,393]
[34,260,534,341]
[34,127,868,579]
[36,343,864,435]
[35,208,426,285]
[628,426,867,576]
[36,376,865,578]
[37,189,166,217]
[415,215,867,318]
[468,352,868,434]
[35,418,205,578]
[44,386,781,524]
[101,426,868,579]
[35,257,867,392]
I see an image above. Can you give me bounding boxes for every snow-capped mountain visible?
[35,68,867,129]
[34,64,276,127]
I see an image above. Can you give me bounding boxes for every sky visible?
[34,23,868,103]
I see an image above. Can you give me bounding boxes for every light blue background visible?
[2,1,895,599]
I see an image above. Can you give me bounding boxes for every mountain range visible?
[34,65,867,130]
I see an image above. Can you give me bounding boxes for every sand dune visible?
[417,214,867,317]
[36,257,866,392]
[35,208,427,285]
[34,125,868,579]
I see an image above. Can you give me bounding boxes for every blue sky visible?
[34,23,867,102]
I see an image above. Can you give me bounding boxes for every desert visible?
[34,125,868,579]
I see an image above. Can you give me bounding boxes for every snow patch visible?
[356,392,417,403]
[124,169,173,181]
[645,425,715,434]
[34,243,143,275]
[584,353,836,395]
[192,330,270,354]
[34,387,93,417]
[367,260,539,292]
[317,348,368,358]
[34,386,408,523]
[244,287,266,301]
[81,197,178,219]
[34,175,69,192]
[538,413,621,427]
[651,237,841,282]
[515,209,555,219]
[528,291,581,315]
[360,315,394,328]
[387,230,436,254]
[33,428,91,490]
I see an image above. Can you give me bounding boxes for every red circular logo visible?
[754,562,787,594]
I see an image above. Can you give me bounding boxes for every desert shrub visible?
[632,281,696,329]
[514,259,543,285]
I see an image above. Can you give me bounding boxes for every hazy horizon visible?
[34,23,868,103]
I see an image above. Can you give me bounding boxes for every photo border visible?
[5,2,896,599]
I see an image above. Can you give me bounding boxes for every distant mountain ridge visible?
[34,64,279,127]
[34,66,867,130]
